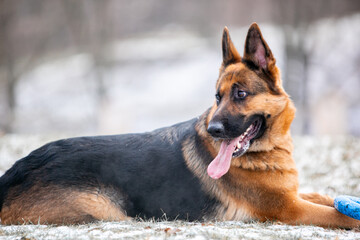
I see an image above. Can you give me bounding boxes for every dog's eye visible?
[215,93,221,105]
[235,90,248,100]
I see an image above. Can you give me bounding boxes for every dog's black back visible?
[0,118,216,221]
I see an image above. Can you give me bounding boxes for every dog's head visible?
[206,23,295,179]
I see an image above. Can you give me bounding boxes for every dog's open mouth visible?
[207,119,263,179]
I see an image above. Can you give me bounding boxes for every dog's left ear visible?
[243,23,276,72]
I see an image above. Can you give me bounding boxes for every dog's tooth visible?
[245,126,252,134]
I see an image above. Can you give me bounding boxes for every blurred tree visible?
[0,0,54,133]
[0,0,16,133]
[61,0,109,128]
[273,0,360,134]
[1,0,360,134]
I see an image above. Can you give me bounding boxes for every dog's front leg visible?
[299,192,334,207]
[280,197,360,229]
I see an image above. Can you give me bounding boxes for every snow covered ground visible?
[0,135,359,239]
[1,220,359,240]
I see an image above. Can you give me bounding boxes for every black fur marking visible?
[241,59,259,71]
[0,119,216,221]
[208,113,265,140]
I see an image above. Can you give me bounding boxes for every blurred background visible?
[1,0,360,137]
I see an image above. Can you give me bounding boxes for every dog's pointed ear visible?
[222,27,241,67]
[243,23,276,71]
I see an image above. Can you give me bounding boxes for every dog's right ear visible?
[222,27,241,67]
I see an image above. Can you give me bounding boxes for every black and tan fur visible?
[0,23,359,228]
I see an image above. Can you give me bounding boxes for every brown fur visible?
[184,23,360,229]
[0,184,128,225]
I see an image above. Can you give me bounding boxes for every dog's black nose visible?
[207,121,225,137]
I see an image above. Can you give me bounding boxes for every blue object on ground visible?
[334,195,360,220]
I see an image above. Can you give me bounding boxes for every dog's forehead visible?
[217,63,267,93]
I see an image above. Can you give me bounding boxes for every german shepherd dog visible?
[0,23,359,228]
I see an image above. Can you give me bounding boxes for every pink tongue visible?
[207,137,240,179]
